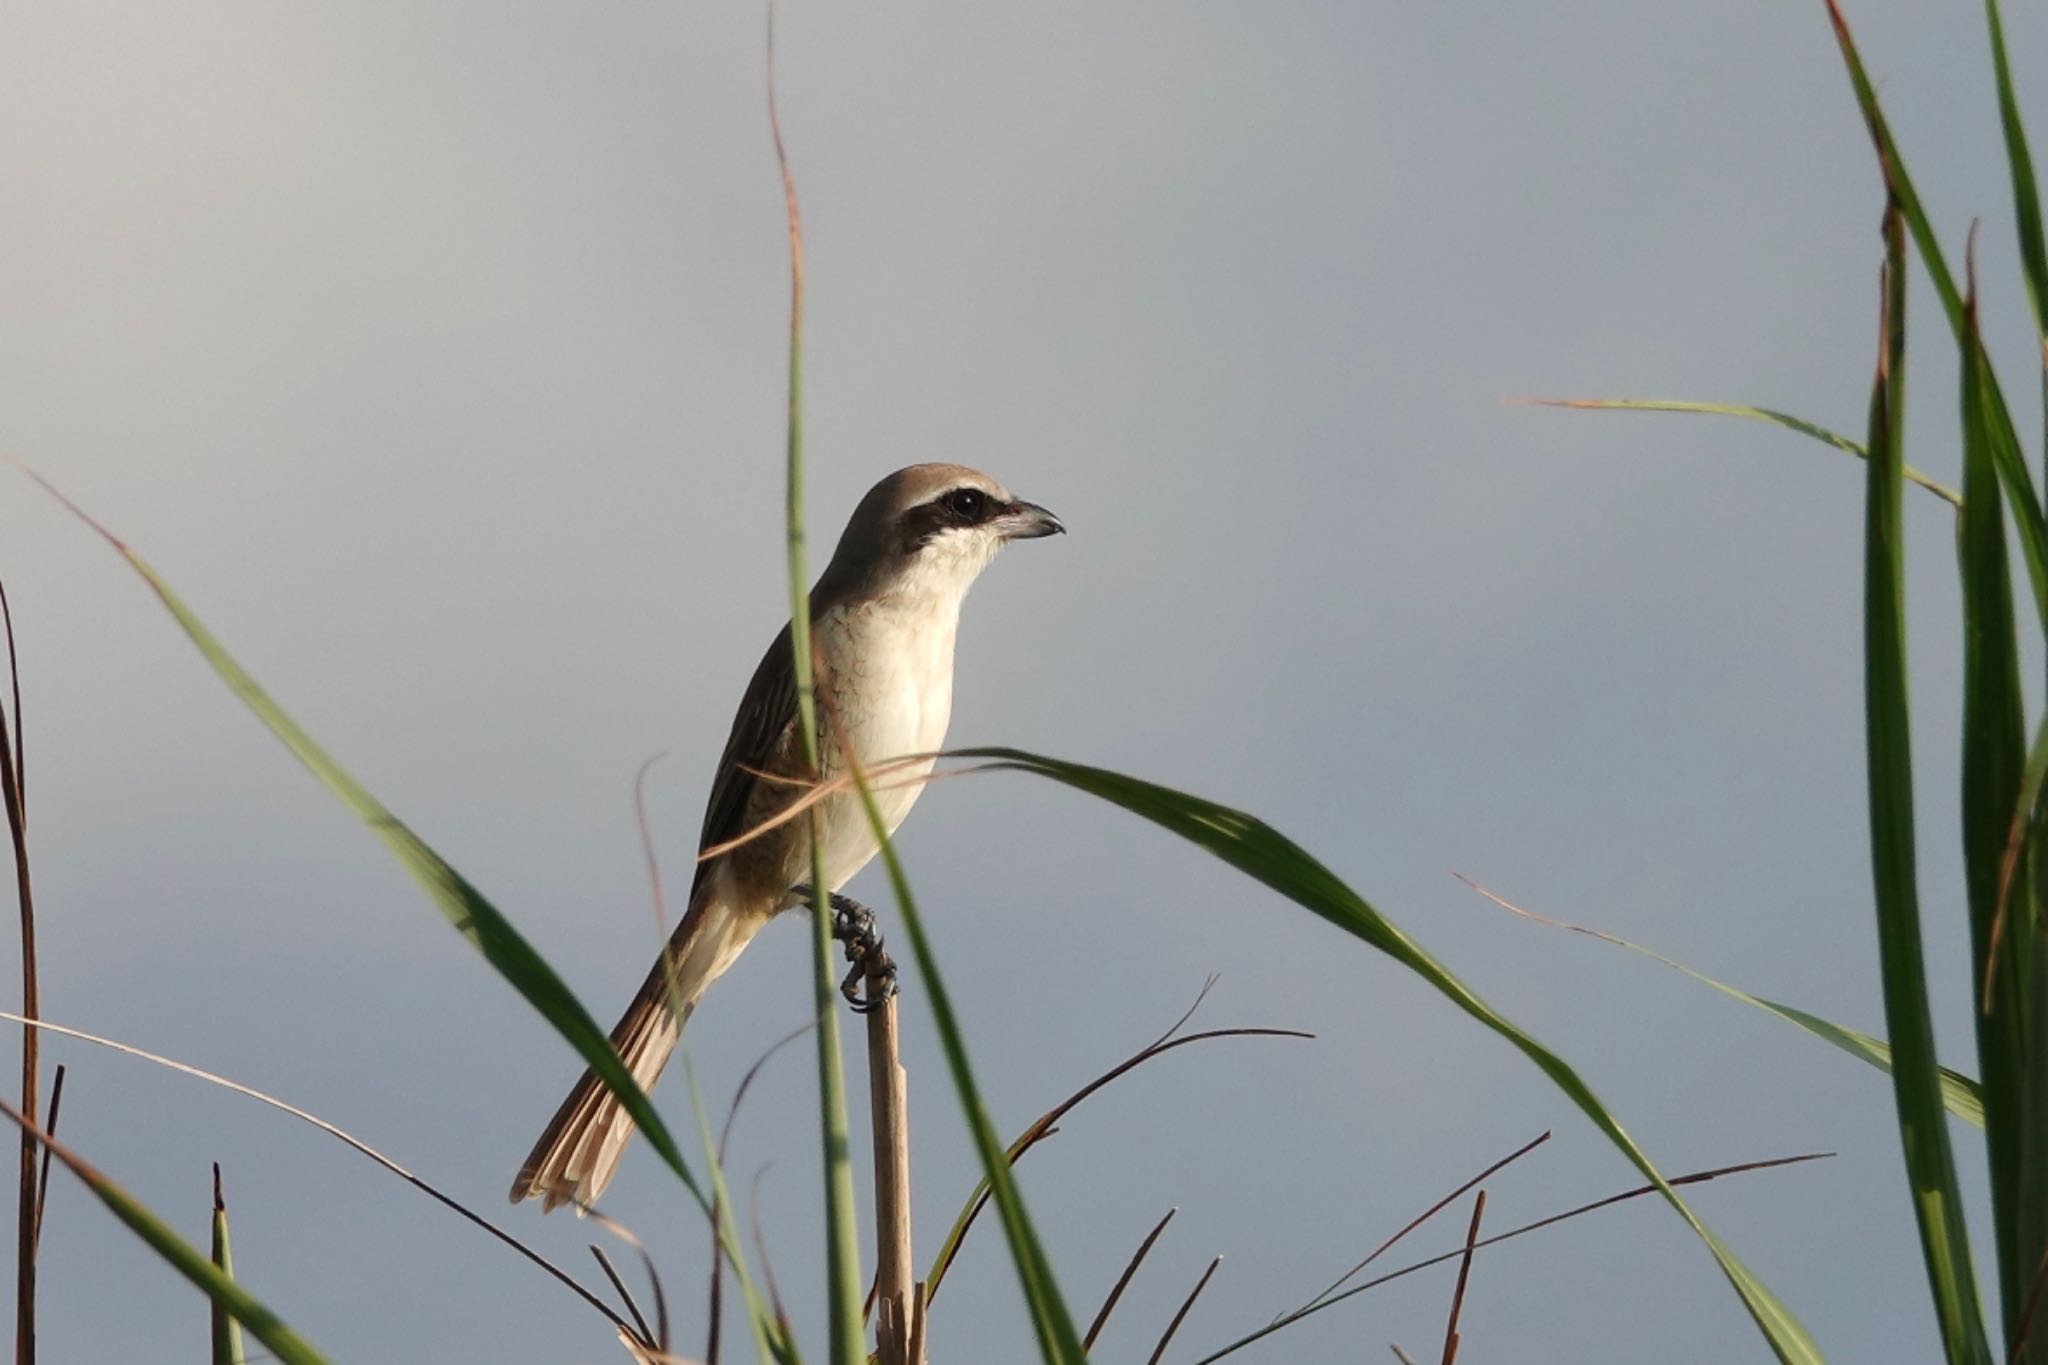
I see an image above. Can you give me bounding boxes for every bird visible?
[510,463,1063,1212]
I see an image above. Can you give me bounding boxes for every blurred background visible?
[3,2,2042,1359]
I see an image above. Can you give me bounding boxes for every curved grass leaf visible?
[13,465,702,1209]
[1983,1,2048,347]
[952,747,1822,1364]
[1824,0,2048,631]
[1976,9,2048,1353]
[923,1009,1311,1306]
[0,1101,327,1365]
[1959,253,2036,1349]
[1860,203,1991,1365]
[1512,396,1960,507]
[1462,880,1985,1128]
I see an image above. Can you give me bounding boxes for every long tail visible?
[510,894,762,1212]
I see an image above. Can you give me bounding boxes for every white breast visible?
[802,595,960,893]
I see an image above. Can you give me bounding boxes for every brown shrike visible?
[511,463,1062,1212]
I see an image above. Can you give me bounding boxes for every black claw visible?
[862,953,900,1011]
[840,958,868,1009]
[843,948,898,1013]
[823,892,897,1012]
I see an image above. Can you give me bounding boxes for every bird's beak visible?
[997,499,1064,541]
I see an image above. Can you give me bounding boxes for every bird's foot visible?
[827,892,899,1013]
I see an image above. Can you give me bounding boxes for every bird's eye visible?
[942,488,989,521]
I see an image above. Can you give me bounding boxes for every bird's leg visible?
[823,891,899,1013]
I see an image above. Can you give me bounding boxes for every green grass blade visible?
[1959,255,2035,1349]
[1862,202,1992,1365]
[842,760,1087,1362]
[1825,1,1962,328]
[1513,396,1960,506]
[1980,9,2048,1352]
[2019,875,2048,1365]
[1824,0,2048,628]
[953,747,1821,1364]
[0,1101,327,1365]
[1984,1,2048,344]
[15,467,702,1208]
[210,1166,248,1365]
[1771,1003,1986,1130]
[1468,883,1986,1128]
[767,31,865,1359]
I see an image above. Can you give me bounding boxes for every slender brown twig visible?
[1297,1131,1548,1315]
[0,1010,641,1341]
[749,1164,792,1338]
[582,1208,671,1359]
[645,1252,672,1358]
[1,578,36,1365]
[925,1004,1309,1304]
[0,582,19,796]
[1193,1150,1830,1363]
[706,1233,722,1363]
[591,1246,658,1350]
[1439,1191,1486,1365]
[28,1065,60,1254]
[1084,1207,1178,1350]
[1149,1256,1222,1365]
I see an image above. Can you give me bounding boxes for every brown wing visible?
[691,622,802,897]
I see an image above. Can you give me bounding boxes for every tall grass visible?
[1541,3,2048,1359]
[766,10,866,1357]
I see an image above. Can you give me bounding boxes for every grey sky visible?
[3,2,2042,1360]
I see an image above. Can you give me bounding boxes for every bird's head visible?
[824,463,1063,603]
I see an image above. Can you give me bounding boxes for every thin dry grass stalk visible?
[0,1010,643,1346]
[580,1208,671,1362]
[590,1246,658,1351]
[1438,1190,1486,1365]
[692,756,946,865]
[866,980,921,1365]
[1148,1255,1222,1365]
[1194,1150,1829,1363]
[926,980,1309,1306]
[1084,1207,1178,1350]
[1298,1131,1547,1315]
[747,1165,793,1339]
[28,1064,60,1254]
[0,578,37,1365]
